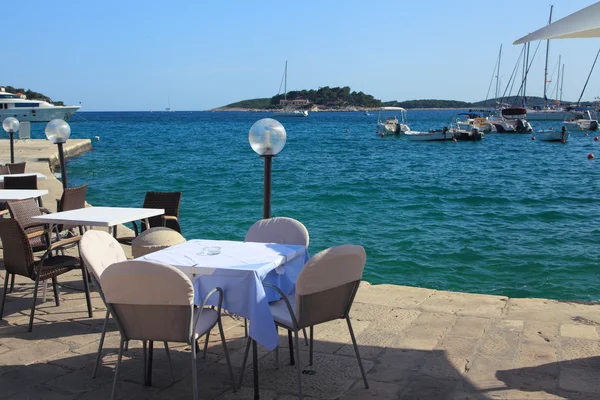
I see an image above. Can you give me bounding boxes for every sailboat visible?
[165,97,172,112]
[273,61,308,118]
[526,6,573,121]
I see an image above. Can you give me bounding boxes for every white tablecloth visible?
[139,239,309,350]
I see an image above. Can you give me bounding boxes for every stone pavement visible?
[2,140,600,399]
[1,267,600,399]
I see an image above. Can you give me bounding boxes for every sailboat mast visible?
[543,5,553,108]
[495,45,502,100]
[560,64,564,103]
[284,61,288,101]
[577,47,600,106]
[555,55,561,104]
[523,42,530,101]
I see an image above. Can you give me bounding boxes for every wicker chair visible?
[7,198,54,253]
[0,218,93,332]
[118,191,182,244]
[56,184,88,236]
[0,165,10,175]
[6,162,26,174]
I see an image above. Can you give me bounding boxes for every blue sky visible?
[3,0,600,111]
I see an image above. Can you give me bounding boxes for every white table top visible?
[32,206,164,227]
[0,189,48,201]
[0,173,47,182]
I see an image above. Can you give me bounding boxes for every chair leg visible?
[217,317,236,392]
[202,329,211,359]
[288,330,295,365]
[51,277,60,307]
[111,337,125,400]
[309,326,314,366]
[92,310,110,378]
[303,327,309,346]
[81,265,93,318]
[191,337,199,400]
[238,335,251,389]
[0,272,9,319]
[164,342,175,383]
[275,326,279,369]
[294,329,303,400]
[9,274,15,293]
[28,276,41,332]
[142,340,147,382]
[244,318,248,337]
[346,316,369,389]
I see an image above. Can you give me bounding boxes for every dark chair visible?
[0,218,92,332]
[4,175,37,189]
[6,162,26,174]
[0,165,10,175]
[56,184,87,236]
[118,192,182,244]
[4,175,42,206]
[7,198,54,253]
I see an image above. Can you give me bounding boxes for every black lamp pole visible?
[262,155,274,219]
[57,142,68,189]
[9,132,14,163]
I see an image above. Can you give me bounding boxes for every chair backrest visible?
[56,184,87,232]
[7,198,48,250]
[6,162,26,174]
[294,245,366,328]
[245,217,309,247]
[102,260,194,342]
[0,165,10,175]
[0,218,36,279]
[4,175,37,190]
[142,191,182,232]
[80,230,127,285]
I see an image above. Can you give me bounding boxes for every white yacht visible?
[0,87,80,122]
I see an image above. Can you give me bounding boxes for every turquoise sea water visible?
[27,110,600,301]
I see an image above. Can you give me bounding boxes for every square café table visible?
[0,189,48,201]
[140,239,309,397]
[32,206,165,235]
[140,239,309,350]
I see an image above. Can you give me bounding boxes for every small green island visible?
[213,86,587,111]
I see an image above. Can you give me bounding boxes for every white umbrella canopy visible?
[514,1,600,44]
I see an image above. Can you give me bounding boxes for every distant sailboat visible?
[165,97,172,112]
[273,61,308,118]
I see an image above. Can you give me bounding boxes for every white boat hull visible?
[0,106,80,122]
[273,110,308,117]
[405,130,453,141]
[526,109,574,121]
[536,129,570,142]
[563,119,599,131]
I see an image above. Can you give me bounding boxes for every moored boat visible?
[0,87,80,122]
[376,107,410,136]
[405,127,453,141]
[491,107,533,133]
[536,126,570,142]
[455,110,495,133]
[563,109,599,131]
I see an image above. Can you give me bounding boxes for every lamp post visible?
[2,117,20,163]
[45,119,71,189]
[248,118,286,399]
[249,118,287,219]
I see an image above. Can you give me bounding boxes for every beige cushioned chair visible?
[131,226,186,258]
[245,217,309,247]
[238,244,369,399]
[102,260,235,400]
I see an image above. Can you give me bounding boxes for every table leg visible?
[145,340,154,386]
[252,339,259,400]
[109,226,115,238]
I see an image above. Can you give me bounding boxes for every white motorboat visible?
[273,109,308,117]
[563,109,599,131]
[405,127,454,141]
[491,107,533,133]
[525,107,574,121]
[376,107,410,136]
[536,127,570,142]
[0,87,80,122]
[455,110,495,133]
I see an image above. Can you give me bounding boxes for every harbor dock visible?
[1,141,600,399]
